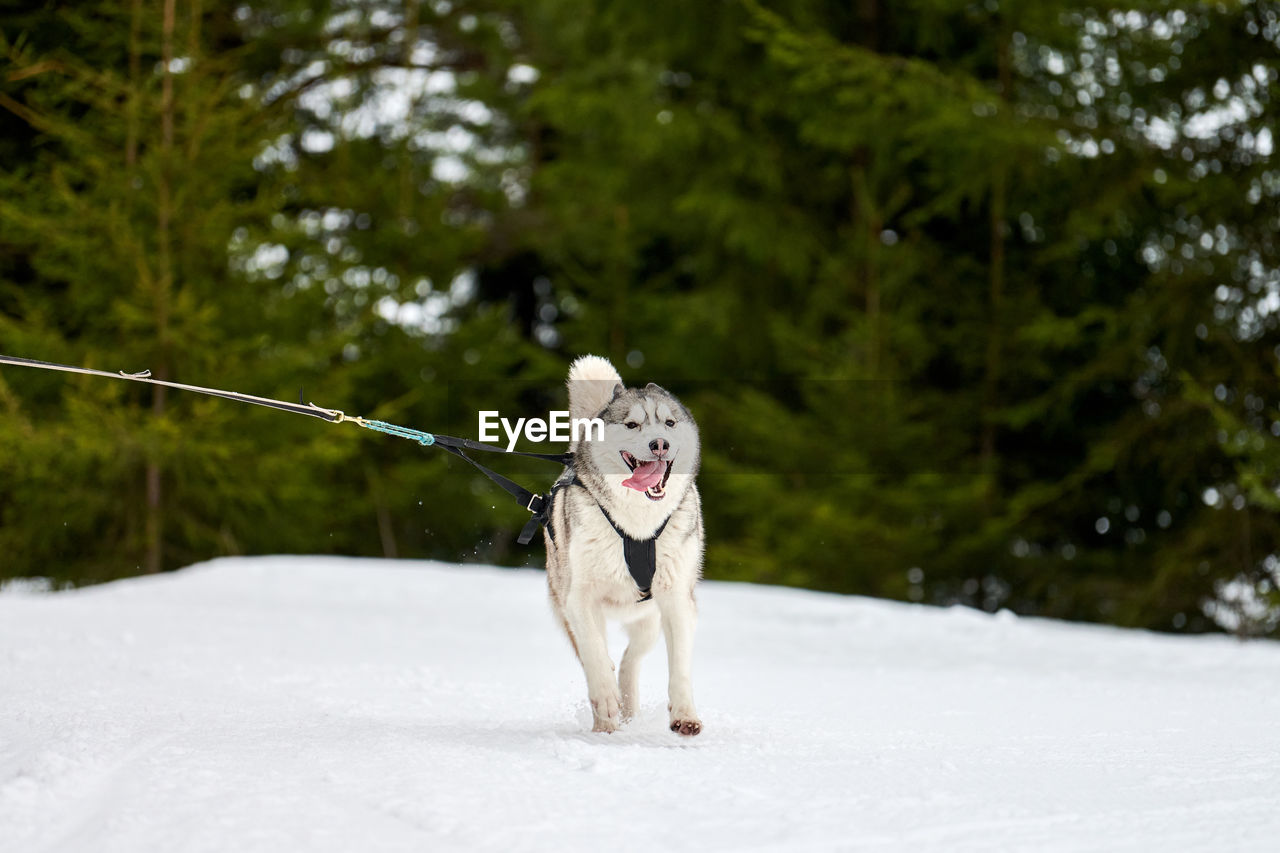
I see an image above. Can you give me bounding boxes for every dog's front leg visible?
[656,589,702,736]
[563,590,621,732]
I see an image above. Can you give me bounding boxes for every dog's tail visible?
[567,355,622,421]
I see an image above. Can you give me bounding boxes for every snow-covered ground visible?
[2,557,1279,852]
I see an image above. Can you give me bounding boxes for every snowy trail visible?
[3,556,1279,852]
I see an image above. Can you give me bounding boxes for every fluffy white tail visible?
[567,355,622,421]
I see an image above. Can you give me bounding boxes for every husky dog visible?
[543,355,704,736]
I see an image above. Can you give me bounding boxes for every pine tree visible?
[0,1,355,582]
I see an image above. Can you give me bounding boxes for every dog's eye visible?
[665,419,676,427]
[624,421,639,430]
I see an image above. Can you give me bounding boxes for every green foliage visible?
[2,0,1278,637]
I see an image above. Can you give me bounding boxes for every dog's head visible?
[582,381,700,503]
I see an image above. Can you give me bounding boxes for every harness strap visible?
[431,433,571,465]
[431,442,574,545]
[518,476,576,546]
[527,476,672,601]
[597,503,671,602]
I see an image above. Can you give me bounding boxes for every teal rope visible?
[352,418,436,446]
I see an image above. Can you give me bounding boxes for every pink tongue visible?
[622,460,667,491]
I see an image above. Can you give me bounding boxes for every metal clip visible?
[308,402,345,423]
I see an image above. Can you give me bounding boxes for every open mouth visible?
[620,451,673,501]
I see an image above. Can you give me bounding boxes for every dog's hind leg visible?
[618,610,661,722]
[562,591,622,732]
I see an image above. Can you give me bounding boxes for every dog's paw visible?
[669,718,702,737]
[590,689,622,733]
[668,704,702,737]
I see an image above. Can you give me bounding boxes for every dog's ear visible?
[644,382,669,395]
[610,382,624,400]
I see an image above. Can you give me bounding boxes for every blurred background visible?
[1,0,1277,636]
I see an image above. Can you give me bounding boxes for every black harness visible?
[595,502,670,602]
[521,475,669,602]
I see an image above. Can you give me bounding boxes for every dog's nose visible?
[649,438,669,457]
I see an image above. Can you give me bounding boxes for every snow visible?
[3,556,1279,852]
